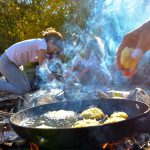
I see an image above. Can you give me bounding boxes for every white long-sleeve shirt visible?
[5,38,47,66]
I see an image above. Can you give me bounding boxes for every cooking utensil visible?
[10,99,150,149]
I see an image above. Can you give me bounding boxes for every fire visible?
[30,143,39,150]
[102,137,135,150]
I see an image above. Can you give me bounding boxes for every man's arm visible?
[37,50,47,65]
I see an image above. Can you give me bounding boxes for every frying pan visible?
[10,99,150,149]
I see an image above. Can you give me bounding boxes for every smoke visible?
[85,0,150,86]
[37,0,150,95]
[87,0,150,48]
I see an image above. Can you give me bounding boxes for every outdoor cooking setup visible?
[9,95,150,150]
[0,89,150,150]
[1,38,150,149]
[1,0,150,149]
[1,61,150,150]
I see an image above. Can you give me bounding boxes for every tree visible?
[0,0,76,52]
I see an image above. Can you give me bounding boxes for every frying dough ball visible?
[120,47,138,70]
[81,107,104,119]
[72,119,100,128]
[110,112,128,119]
[103,117,125,124]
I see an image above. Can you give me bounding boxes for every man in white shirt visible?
[0,27,63,95]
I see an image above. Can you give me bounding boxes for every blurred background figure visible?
[64,36,112,89]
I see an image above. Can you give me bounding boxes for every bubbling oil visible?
[19,110,79,128]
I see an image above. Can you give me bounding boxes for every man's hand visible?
[117,20,150,78]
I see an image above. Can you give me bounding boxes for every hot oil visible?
[20,110,79,128]
[20,113,109,129]
[19,108,127,128]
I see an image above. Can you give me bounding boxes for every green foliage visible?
[0,0,89,53]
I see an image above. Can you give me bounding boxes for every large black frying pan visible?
[10,99,150,149]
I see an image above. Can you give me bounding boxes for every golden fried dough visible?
[81,107,104,119]
[72,119,100,128]
[103,117,125,124]
[110,112,128,119]
[120,47,138,70]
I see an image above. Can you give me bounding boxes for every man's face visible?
[47,40,61,55]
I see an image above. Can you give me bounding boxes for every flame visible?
[30,143,39,150]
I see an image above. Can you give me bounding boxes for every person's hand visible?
[117,20,150,78]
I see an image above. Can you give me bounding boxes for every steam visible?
[87,0,150,87]
[30,0,150,104]
[62,0,150,88]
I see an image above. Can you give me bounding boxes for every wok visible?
[10,99,150,149]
